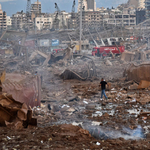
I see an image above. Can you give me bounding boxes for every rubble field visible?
[1,40,150,149]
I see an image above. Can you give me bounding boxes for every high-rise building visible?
[78,0,88,12]
[138,0,145,8]
[87,0,96,11]
[0,4,7,30]
[78,0,96,12]
[31,1,41,14]
[145,0,150,18]
[31,1,42,21]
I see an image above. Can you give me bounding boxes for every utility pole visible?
[79,0,83,53]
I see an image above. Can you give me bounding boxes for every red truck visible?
[52,49,63,54]
[92,45,125,56]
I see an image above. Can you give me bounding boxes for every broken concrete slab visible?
[86,104,96,110]
[121,51,135,62]
[105,59,112,66]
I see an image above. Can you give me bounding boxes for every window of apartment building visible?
[37,21,39,23]
[130,15,135,18]
[123,15,129,18]
[115,15,122,18]
[130,20,134,23]
[123,20,129,22]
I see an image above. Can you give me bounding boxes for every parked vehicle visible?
[52,49,63,54]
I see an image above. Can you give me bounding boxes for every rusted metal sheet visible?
[2,73,41,108]
[0,93,37,128]
[124,63,150,83]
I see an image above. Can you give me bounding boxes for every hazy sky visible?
[0,0,128,16]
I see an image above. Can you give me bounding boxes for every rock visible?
[67,108,76,113]
[52,105,60,112]
[86,104,96,110]
[127,92,136,98]
[68,96,79,102]
[128,83,138,90]
[105,59,112,66]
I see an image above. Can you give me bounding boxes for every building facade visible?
[6,16,12,29]
[31,1,41,14]
[138,0,145,8]
[35,15,53,30]
[145,0,150,18]
[87,0,96,11]
[77,10,136,28]
[11,11,33,30]
[0,4,7,30]
[78,0,96,12]
[106,14,136,26]
[136,9,146,24]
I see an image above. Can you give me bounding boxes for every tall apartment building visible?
[0,4,7,30]
[78,0,96,12]
[11,12,27,30]
[11,11,33,30]
[138,0,145,8]
[31,1,42,21]
[35,14,53,30]
[77,10,136,28]
[136,9,146,24]
[31,1,41,14]
[106,14,136,26]
[87,0,96,11]
[6,16,12,29]
[145,0,150,18]
[78,0,88,12]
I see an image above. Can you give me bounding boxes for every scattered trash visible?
[96,142,101,145]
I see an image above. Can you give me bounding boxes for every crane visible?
[53,3,67,29]
[71,0,75,19]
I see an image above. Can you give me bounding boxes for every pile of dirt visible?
[0,124,150,150]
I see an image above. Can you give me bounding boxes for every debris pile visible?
[124,63,150,82]
[0,93,37,129]
[60,57,97,80]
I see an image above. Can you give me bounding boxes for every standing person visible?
[100,78,108,100]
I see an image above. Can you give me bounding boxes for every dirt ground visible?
[1,56,150,150]
[0,124,150,150]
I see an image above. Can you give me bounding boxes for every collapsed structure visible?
[60,56,97,80]
[124,63,150,83]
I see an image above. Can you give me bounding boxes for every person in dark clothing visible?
[100,78,108,100]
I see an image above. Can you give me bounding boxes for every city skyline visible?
[0,0,128,16]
